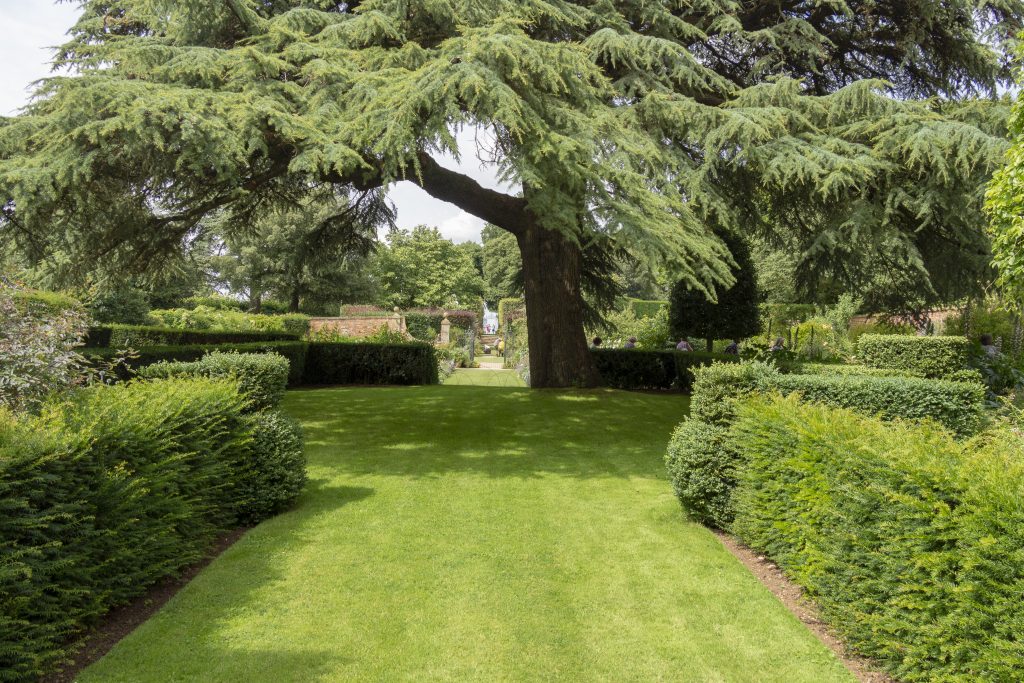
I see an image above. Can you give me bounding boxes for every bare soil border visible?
[42,528,249,683]
[714,531,897,683]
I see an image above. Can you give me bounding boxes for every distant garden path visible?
[80,386,853,682]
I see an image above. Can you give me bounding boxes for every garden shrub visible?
[236,410,306,523]
[147,306,310,336]
[88,323,300,348]
[793,362,920,378]
[771,373,984,437]
[0,379,247,680]
[87,285,151,325]
[668,362,985,527]
[591,349,675,389]
[664,420,738,527]
[303,342,438,386]
[84,341,309,387]
[0,376,308,680]
[857,334,969,379]
[591,349,740,392]
[728,396,1024,682]
[136,352,290,411]
[1,286,90,413]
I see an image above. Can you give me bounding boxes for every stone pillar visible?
[439,313,451,345]
[393,307,407,335]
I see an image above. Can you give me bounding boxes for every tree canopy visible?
[372,226,484,309]
[0,0,1019,384]
[986,65,1024,311]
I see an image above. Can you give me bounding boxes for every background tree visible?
[481,224,522,305]
[373,226,484,310]
[670,232,761,350]
[0,0,1018,385]
[209,191,381,313]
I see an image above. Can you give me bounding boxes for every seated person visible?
[770,336,786,352]
[724,340,739,355]
[676,337,693,352]
[624,336,638,349]
[591,336,603,349]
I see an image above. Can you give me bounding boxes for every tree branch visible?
[414,152,529,235]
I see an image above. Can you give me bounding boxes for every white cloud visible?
[0,2,80,116]
[438,211,485,244]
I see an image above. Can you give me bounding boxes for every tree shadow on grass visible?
[77,482,375,682]
[286,386,689,482]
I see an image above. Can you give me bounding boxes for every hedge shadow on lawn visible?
[74,482,375,682]
[290,386,688,481]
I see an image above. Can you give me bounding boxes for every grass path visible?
[443,368,526,386]
[80,386,853,682]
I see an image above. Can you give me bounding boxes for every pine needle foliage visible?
[0,0,1019,299]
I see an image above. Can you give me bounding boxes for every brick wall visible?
[308,315,407,338]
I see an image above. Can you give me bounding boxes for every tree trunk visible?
[517,221,600,388]
[706,336,714,353]
[289,287,301,313]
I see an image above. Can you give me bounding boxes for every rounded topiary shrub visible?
[236,410,307,524]
[665,419,740,528]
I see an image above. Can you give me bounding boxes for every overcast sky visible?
[0,1,504,244]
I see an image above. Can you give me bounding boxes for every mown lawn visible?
[80,386,853,682]
[443,368,527,386]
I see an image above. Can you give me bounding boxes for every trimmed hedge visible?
[85,340,439,387]
[0,378,305,680]
[666,362,986,527]
[85,324,300,348]
[84,341,309,387]
[303,342,438,386]
[772,373,984,437]
[10,289,82,314]
[730,396,1024,682]
[591,349,740,392]
[791,362,920,378]
[857,334,969,378]
[136,352,290,411]
[236,410,307,523]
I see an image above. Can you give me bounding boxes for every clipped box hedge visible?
[666,362,986,528]
[591,349,740,392]
[302,342,438,386]
[729,396,1024,682]
[857,333,970,378]
[136,352,291,411]
[85,323,300,349]
[85,341,309,387]
[0,378,305,681]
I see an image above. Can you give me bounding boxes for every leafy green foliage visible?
[0,285,90,413]
[89,323,300,348]
[303,342,438,386]
[591,349,740,392]
[665,420,738,528]
[481,224,522,304]
[771,373,984,437]
[730,396,1024,681]
[207,191,382,314]
[148,306,310,336]
[670,231,762,345]
[0,0,1015,378]
[0,378,260,680]
[373,227,484,310]
[236,410,306,524]
[87,284,152,325]
[668,361,985,531]
[857,334,970,378]
[136,352,291,411]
